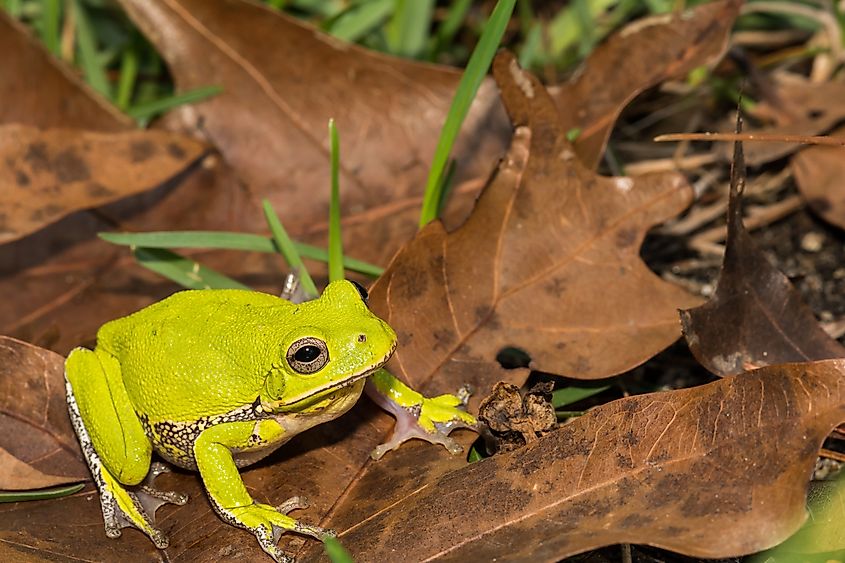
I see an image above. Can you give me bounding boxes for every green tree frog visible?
[65,280,475,562]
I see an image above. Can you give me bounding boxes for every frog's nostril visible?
[357,334,367,343]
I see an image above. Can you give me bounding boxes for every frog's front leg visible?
[65,348,186,549]
[193,419,332,563]
[366,368,478,460]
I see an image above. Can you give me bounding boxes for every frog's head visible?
[263,280,397,412]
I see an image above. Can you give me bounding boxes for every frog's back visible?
[100,289,287,341]
[96,289,293,421]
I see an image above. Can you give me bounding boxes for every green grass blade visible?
[1,0,22,19]
[262,200,319,298]
[0,483,85,503]
[134,247,250,290]
[551,385,610,409]
[100,231,276,251]
[418,0,516,227]
[127,85,222,121]
[327,0,393,43]
[435,158,457,216]
[328,119,344,282]
[37,0,61,55]
[73,0,112,99]
[323,535,355,563]
[116,44,139,111]
[385,0,434,58]
[98,232,384,277]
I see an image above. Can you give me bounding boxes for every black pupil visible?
[294,345,321,363]
[351,280,368,302]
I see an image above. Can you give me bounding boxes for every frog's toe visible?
[255,525,296,563]
[228,502,331,561]
[101,485,171,549]
[371,386,479,460]
[371,422,466,460]
[276,495,309,515]
[137,484,189,512]
[136,464,189,516]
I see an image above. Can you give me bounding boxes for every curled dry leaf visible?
[0,336,86,489]
[302,359,845,561]
[552,0,740,169]
[792,125,845,230]
[681,133,845,377]
[0,12,130,130]
[0,125,209,244]
[478,381,557,453]
[116,0,508,238]
[369,51,701,397]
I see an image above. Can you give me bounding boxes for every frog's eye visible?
[350,280,368,303]
[286,337,329,374]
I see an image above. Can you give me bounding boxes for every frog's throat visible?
[275,343,396,410]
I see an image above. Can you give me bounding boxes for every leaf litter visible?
[3,0,845,562]
[681,116,845,377]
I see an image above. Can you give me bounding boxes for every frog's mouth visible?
[273,342,396,411]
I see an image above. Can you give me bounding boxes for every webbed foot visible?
[366,372,478,460]
[225,497,334,563]
[100,461,188,549]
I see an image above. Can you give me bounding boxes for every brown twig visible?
[820,448,845,463]
[655,132,845,146]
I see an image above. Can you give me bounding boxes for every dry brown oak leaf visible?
[0,124,209,243]
[116,0,508,238]
[0,336,86,490]
[0,15,279,353]
[682,134,845,377]
[0,12,131,130]
[552,0,741,169]
[737,72,845,166]
[301,359,845,561]
[368,51,702,397]
[792,125,845,231]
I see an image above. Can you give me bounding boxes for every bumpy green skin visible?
[65,280,396,562]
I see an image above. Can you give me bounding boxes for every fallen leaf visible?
[0,337,86,489]
[116,0,508,235]
[0,14,234,352]
[0,12,130,130]
[742,72,845,166]
[302,359,845,561]
[369,51,701,397]
[792,125,845,230]
[0,125,209,243]
[681,129,845,377]
[551,0,740,169]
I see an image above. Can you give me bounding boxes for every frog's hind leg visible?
[65,347,187,549]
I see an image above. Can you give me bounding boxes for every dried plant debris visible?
[681,119,845,377]
[478,381,557,453]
